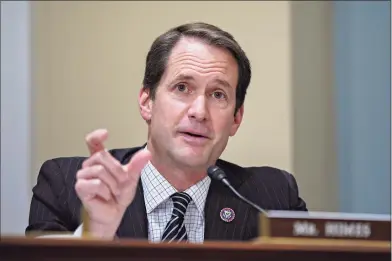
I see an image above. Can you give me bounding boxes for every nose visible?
[188,95,209,122]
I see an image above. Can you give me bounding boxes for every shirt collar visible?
[140,161,211,215]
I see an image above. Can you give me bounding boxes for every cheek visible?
[151,97,186,128]
[212,114,235,138]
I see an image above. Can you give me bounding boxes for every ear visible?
[138,87,153,122]
[229,105,244,137]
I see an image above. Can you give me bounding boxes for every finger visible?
[75,178,111,201]
[82,150,126,183]
[125,149,152,182]
[76,165,120,196]
[85,129,108,155]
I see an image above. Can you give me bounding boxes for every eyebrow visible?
[172,74,195,83]
[171,74,232,89]
[212,78,232,89]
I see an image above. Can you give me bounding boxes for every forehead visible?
[163,37,239,86]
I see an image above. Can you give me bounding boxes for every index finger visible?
[85,129,109,155]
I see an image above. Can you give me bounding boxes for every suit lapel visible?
[204,161,253,241]
[116,180,148,239]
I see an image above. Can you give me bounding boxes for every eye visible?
[212,91,226,100]
[175,83,188,93]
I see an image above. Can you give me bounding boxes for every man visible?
[27,22,307,243]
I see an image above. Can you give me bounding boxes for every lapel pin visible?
[220,207,235,223]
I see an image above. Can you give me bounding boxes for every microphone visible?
[207,165,268,215]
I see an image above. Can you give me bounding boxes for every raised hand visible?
[75,129,151,239]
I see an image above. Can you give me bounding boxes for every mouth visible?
[180,132,209,139]
[178,131,211,146]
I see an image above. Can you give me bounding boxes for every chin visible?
[173,150,210,169]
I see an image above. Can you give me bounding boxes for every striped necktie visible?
[161,192,192,243]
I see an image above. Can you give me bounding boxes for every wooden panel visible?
[0,236,390,261]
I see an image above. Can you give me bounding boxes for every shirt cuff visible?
[35,224,83,238]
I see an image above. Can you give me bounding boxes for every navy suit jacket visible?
[26,145,307,241]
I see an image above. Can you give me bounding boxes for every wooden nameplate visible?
[255,210,391,247]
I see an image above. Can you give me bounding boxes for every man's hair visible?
[142,22,251,114]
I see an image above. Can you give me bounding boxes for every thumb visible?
[125,149,152,179]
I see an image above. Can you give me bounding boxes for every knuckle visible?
[96,151,104,162]
[76,169,83,179]
[82,158,89,168]
[75,180,84,193]
[114,163,123,175]
[99,186,110,200]
[94,164,104,174]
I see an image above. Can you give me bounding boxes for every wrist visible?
[88,221,119,240]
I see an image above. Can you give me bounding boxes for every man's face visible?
[139,37,244,171]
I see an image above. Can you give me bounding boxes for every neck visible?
[146,142,208,191]
[152,160,207,191]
